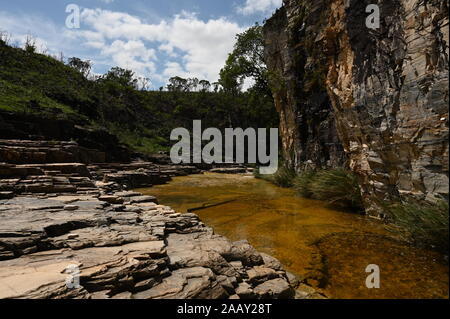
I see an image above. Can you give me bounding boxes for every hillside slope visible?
[0,40,278,158]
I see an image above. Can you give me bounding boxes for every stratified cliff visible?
[264,0,449,216]
[264,2,346,171]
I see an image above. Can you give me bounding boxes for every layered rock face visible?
[0,111,131,163]
[264,0,449,215]
[0,140,106,164]
[264,3,346,170]
[0,192,297,299]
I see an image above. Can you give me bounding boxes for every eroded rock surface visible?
[0,160,301,299]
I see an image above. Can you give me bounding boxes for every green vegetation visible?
[256,167,364,211]
[386,199,449,254]
[257,164,448,254]
[294,169,364,211]
[292,170,316,198]
[0,30,278,154]
[219,24,271,96]
[254,165,296,188]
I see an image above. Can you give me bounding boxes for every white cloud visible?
[77,9,244,83]
[1,8,246,87]
[162,61,190,79]
[0,11,64,54]
[99,0,114,3]
[101,39,157,76]
[237,0,282,15]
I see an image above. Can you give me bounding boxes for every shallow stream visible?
[138,173,448,299]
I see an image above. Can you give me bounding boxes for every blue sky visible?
[0,0,282,89]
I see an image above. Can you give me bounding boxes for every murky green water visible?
[138,173,449,299]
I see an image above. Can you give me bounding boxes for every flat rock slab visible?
[15,164,91,178]
[253,278,295,299]
[129,196,158,204]
[64,205,79,211]
[0,241,167,299]
[115,191,142,198]
[132,267,226,299]
[98,195,124,204]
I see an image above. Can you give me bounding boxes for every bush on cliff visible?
[387,199,449,254]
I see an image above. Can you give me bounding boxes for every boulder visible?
[246,266,279,285]
[253,278,295,299]
[229,240,264,266]
[235,282,255,299]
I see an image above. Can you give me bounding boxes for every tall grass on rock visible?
[387,199,449,254]
[254,165,296,188]
[292,170,316,198]
[256,166,364,211]
[294,169,364,211]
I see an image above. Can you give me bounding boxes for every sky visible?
[0,0,283,89]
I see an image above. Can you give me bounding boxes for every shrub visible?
[387,199,449,254]
[308,169,363,210]
[292,168,364,211]
[254,165,296,188]
[293,170,316,197]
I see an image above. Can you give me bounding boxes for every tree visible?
[199,80,211,92]
[138,77,151,91]
[0,31,11,46]
[102,67,138,88]
[24,35,37,54]
[167,76,189,92]
[219,24,270,96]
[212,82,221,93]
[68,57,92,78]
[188,78,199,92]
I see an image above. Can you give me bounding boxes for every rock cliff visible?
[264,0,449,215]
[0,111,131,163]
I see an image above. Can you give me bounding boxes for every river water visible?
[138,173,448,299]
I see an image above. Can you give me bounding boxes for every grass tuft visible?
[302,168,364,211]
[256,166,364,211]
[293,170,316,198]
[387,199,449,254]
[254,165,296,188]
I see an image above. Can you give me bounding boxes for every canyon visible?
[0,0,448,300]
